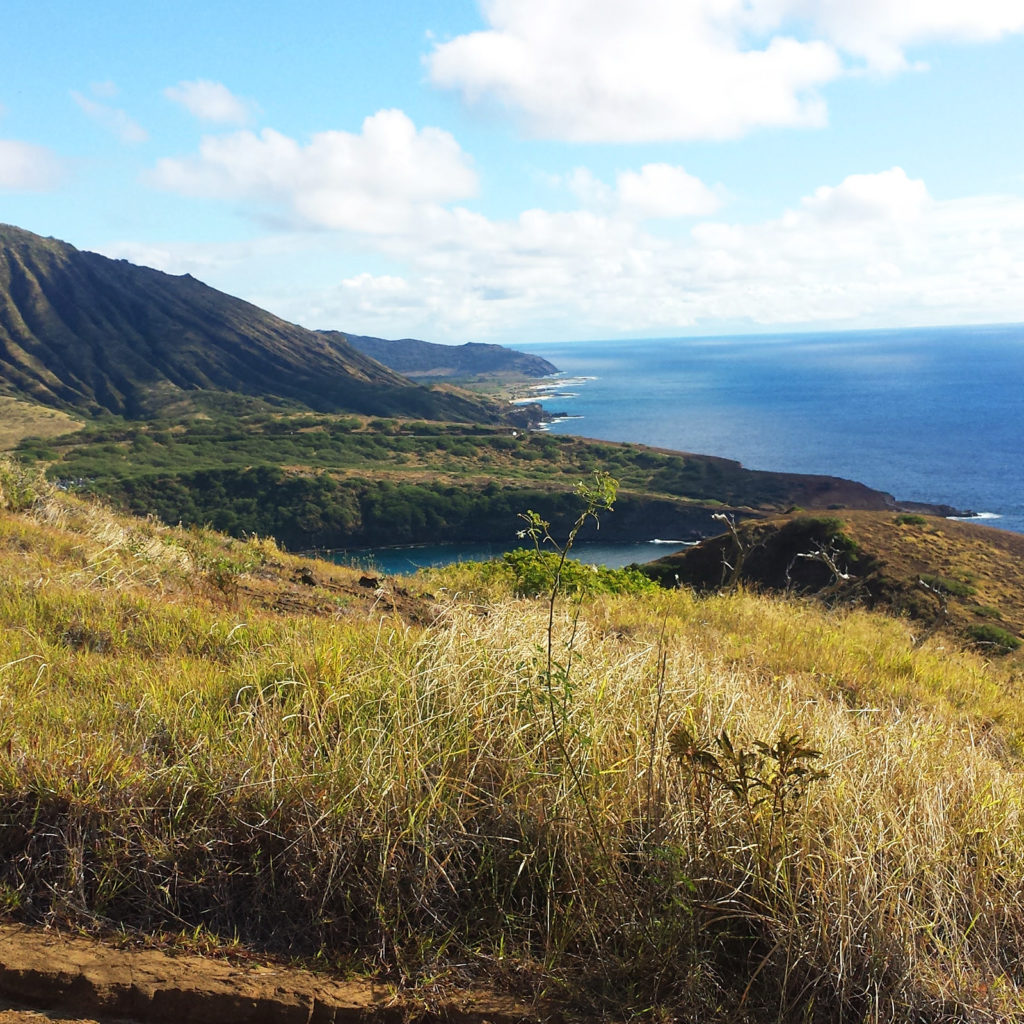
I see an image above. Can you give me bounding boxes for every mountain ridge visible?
[0,223,508,423]
[327,330,558,380]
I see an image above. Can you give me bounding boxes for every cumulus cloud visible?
[617,164,722,219]
[127,160,1024,340]
[428,0,840,141]
[0,139,68,190]
[799,167,930,223]
[426,0,1024,141]
[150,109,478,232]
[779,0,1024,72]
[164,80,256,124]
[564,164,722,219]
[277,168,1024,340]
[71,90,148,144]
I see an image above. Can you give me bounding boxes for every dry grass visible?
[0,398,83,451]
[0,458,1023,1021]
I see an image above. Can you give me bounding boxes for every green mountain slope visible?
[0,224,506,422]
[328,330,558,380]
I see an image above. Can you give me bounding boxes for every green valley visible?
[16,403,920,550]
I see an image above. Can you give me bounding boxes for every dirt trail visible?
[0,924,547,1024]
[0,1000,116,1023]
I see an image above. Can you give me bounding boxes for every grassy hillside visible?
[0,223,505,423]
[0,396,82,450]
[643,509,1024,657]
[1,456,1022,1021]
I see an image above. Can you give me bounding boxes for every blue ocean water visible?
[331,539,688,576]
[521,324,1024,534]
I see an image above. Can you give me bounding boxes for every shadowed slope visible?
[0,224,504,422]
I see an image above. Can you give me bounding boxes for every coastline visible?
[511,339,1012,531]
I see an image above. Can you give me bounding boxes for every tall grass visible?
[0,457,1022,1020]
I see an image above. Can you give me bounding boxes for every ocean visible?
[521,323,1024,535]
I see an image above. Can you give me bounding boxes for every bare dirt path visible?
[0,924,544,1024]
[0,1000,122,1024]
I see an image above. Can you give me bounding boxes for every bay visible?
[521,324,1024,535]
[329,540,689,576]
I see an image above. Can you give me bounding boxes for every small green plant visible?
[181,529,264,603]
[0,459,39,513]
[670,727,827,830]
[669,724,829,901]
[968,603,1004,620]
[0,882,24,914]
[895,513,928,526]
[516,471,618,587]
[921,573,977,598]
[518,474,623,872]
[966,623,1022,654]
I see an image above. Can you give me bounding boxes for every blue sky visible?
[3,0,1024,343]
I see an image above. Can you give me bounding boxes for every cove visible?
[325,539,691,576]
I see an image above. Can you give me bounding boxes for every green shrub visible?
[966,624,1021,654]
[783,515,860,556]
[0,459,40,513]
[968,604,1004,620]
[921,573,977,598]
[895,513,927,526]
[501,547,657,598]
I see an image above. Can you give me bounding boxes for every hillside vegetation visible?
[14,404,923,551]
[1,457,1022,1022]
[1,222,965,560]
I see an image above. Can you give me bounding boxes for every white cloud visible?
[426,0,1024,141]
[775,0,1024,72]
[164,80,255,125]
[565,168,614,209]
[282,169,1024,340]
[427,0,840,141]
[150,109,478,232]
[564,164,721,219]
[94,240,229,277]
[71,90,148,144]
[123,162,1024,341]
[0,139,68,190]
[800,167,930,223]
[617,164,722,219]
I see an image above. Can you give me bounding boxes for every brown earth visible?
[0,924,549,1024]
[237,556,438,625]
[0,1002,115,1024]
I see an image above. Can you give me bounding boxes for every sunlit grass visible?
[0,457,1022,1021]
